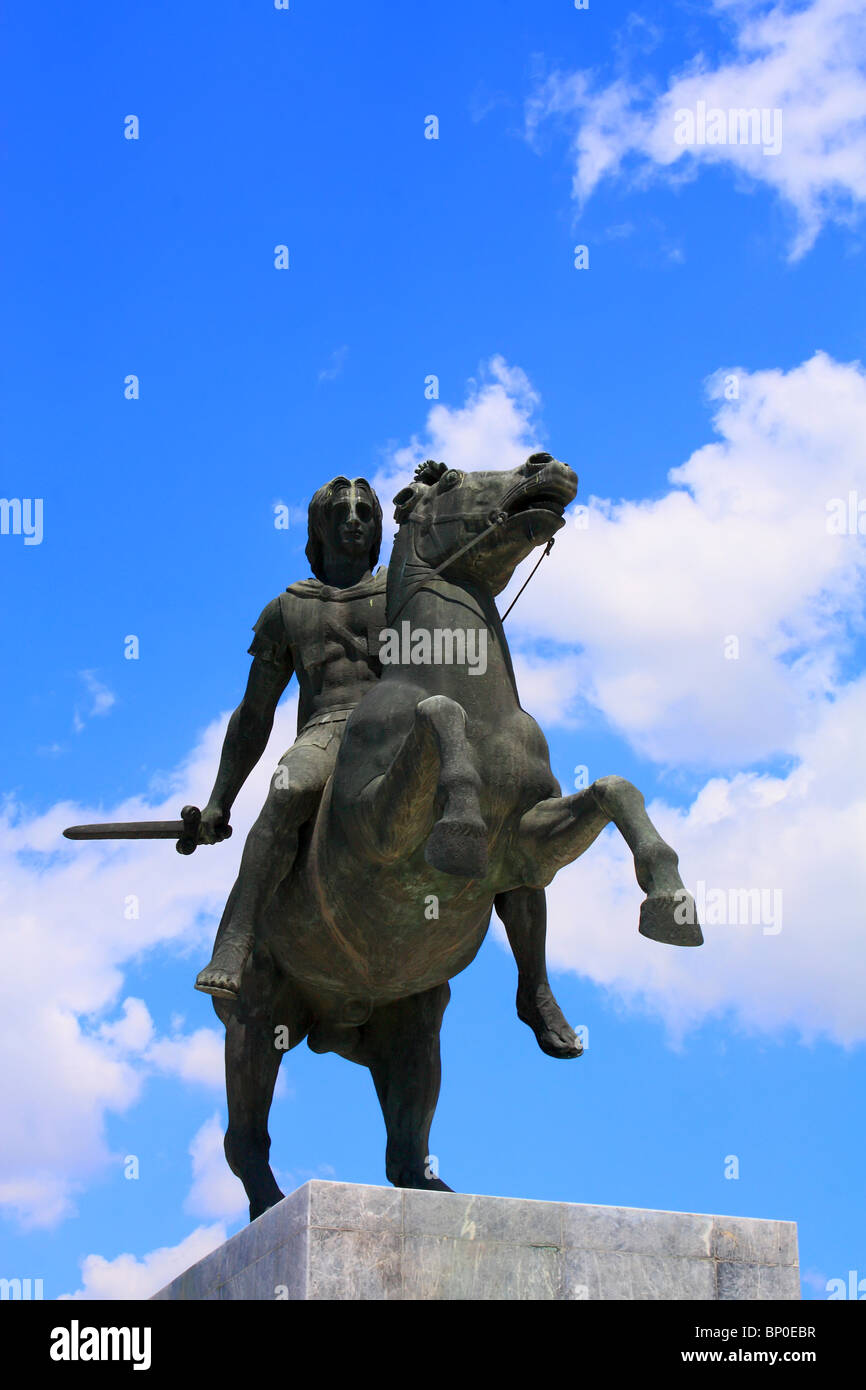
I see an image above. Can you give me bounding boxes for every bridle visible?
[387,491,557,628]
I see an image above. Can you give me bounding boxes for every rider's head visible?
[306,476,382,581]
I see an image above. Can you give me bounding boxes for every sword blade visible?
[63,821,186,841]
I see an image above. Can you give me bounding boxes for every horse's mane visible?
[413,459,447,486]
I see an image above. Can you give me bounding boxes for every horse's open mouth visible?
[505,482,572,520]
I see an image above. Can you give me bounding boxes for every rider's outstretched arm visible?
[199,651,293,842]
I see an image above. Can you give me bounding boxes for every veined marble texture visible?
[152,1182,800,1301]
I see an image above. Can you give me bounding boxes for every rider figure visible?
[194,471,580,1059]
[195,475,386,999]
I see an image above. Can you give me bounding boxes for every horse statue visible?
[209,453,702,1220]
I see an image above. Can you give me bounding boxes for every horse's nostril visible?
[553,461,578,489]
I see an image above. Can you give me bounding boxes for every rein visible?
[499,537,555,621]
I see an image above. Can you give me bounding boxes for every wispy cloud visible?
[317,344,349,383]
[527,0,866,259]
[73,670,116,733]
[60,1221,228,1300]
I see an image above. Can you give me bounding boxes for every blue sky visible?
[2,0,865,1299]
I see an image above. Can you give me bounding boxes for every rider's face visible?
[325,486,376,560]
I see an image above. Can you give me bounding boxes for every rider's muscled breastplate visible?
[280,570,387,732]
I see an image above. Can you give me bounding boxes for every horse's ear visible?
[393,484,421,524]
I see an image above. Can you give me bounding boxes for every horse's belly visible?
[270,865,492,1002]
[266,707,556,1003]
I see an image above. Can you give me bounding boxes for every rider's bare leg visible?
[195,748,326,999]
[494,887,582,1060]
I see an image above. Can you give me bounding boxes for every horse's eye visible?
[438,470,462,492]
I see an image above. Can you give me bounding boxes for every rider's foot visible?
[195,966,240,999]
[195,940,251,999]
[517,981,583,1059]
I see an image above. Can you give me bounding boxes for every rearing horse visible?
[214,454,702,1219]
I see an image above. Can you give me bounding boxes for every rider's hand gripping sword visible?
[62,805,230,855]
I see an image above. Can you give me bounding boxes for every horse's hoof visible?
[389,1168,454,1192]
[639,892,703,946]
[517,985,584,1058]
[249,1189,285,1223]
[424,819,488,878]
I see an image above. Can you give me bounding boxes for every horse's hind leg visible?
[495,887,582,1059]
[214,950,311,1221]
[359,983,453,1192]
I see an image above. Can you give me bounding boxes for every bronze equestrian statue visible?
[208,453,701,1219]
[65,454,702,1222]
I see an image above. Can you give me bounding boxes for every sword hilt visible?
[176,805,202,855]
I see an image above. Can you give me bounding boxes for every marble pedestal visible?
[152,1181,800,1301]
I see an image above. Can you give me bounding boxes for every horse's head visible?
[391,453,578,596]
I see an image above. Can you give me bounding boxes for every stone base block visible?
[152,1182,800,1301]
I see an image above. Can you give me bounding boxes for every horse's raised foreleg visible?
[214,951,312,1221]
[358,983,454,1191]
[355,693,487,878]
[517,775,702,946]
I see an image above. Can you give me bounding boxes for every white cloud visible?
[146,1027,225,1090]
[535,672,866,1045]
[510,650,584,728]
[507,351,866,766]
[527,0,866,257]
[61,1222,228,1300]
[184,1113,247,1222]
[374,349,866,772]
[372,355,543,528]
[0,697,298,1228]
[74,671,116,733]
[97,997,154,1052]
[376,352,866,1043]
[60,1118,335,1299]
[60,1116,246,1298]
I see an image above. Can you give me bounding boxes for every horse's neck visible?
[384,527,521,707]
[385,526,425,624]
